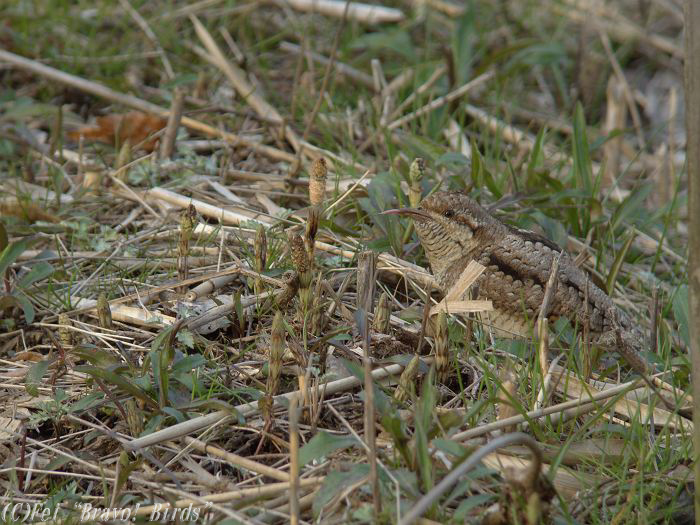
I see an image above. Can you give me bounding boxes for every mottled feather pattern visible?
[412,191,646,359]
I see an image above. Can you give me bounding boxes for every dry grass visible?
[0,0,691,523]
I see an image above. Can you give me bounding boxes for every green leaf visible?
[432,438,468,458]
[178,398,245,424]
[76,365,157,408]
[175,328,195,349]
[313,465,370,518]
[452,6,475,84]
[470,139,483,188]
[68,392,104,413]
[572,103,593,195]
[672,286,689,347]
[26,358,51,396]
[71,345,121,368]
[17,261,54,289]
[508,42,568,68]
[0,238,34,279]
[606,232,635,295]
[13,294,35,324]
[526,128,547,187]
[151,326,176,408]
[0,222,7,252]
[151,327,172,353]
[381,411,412,465]
[609,184,652,232]
[454,493,498,521]
[299,431,358,466]
[115,451,142,500]
[435,152,470,168]
[351,29,415,60]
[172,354,206,374]
[162,406,186,423]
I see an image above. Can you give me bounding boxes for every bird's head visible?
[384,191,498,286]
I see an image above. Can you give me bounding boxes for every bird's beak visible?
[382,207,431,221]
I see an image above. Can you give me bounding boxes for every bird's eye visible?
[443,210,454,218]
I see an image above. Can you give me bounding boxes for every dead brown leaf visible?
[0,198,61,223]
[68,111,167,151]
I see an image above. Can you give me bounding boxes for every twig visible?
[159,88,185,159]
[357,307,381,517]
[183,436,290,481]
[387,70,495,130]
[536,252,561,384]
[288,395,301,525]
[277,0,404,24]
[598,30,646,150]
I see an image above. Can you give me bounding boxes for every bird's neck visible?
[417,232,477,292]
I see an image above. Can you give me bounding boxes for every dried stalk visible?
[254,224,267,296]
[288,395,300,525]
[159,88,185,159]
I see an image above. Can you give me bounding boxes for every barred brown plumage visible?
[385,191,651,375]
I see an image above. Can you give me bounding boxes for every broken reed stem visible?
[114,140,131,181]
[289,395,300,525]
[184,436,289,481]
[537,318,549,401]
[360,309,381,518]
[159,88,185,160]
[357,251,378,314]
[388,70,495,130]
[582,276,592,380]
[536,252,561,382]
[0,49,296,164]
[254,224,267,296]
